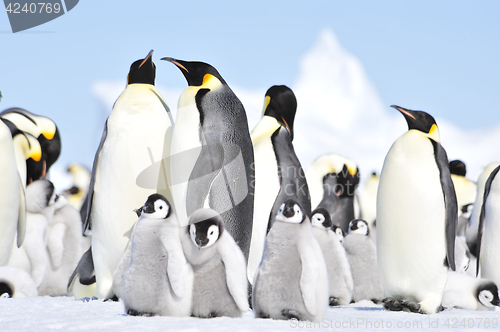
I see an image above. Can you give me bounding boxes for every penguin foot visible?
[382,298,403,311]
[436,305,445,313]
[127,309,154,317]
[257,311,270,319]
[282,309,300,320]
[105,295,119,302]
[400,300,423,314]
[329,297,339,306]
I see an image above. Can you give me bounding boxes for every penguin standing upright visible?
[476,165,500,287]
[115,194,193,317]
[343,219,383,303]
[247,85,302,283]
[377,105,457,314]
[0,120,25,266]
[358,172,379,233]
[310,208,353,306]
[83,51,174,299]
[180,208,249,318]
[253,200,328,323]
[162,58,254,262]
[449,160,477,237]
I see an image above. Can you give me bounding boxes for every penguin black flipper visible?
[68,247,96,289]
[476,165,500,276]
[430,139,458,271]
[83,120,109,233]
[267,127,310,232]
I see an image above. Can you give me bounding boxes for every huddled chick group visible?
[1,51,499,323]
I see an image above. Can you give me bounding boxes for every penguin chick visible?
[8,179,56,289]
[253,200,328,323]
[0,266,38,298]
[311,208,353,306]
[331,224,345,243]
[116,194,193,317]
[180,208,249,318]
[343,219,383,303]
[443,271,500,311]
[41,195,82,296]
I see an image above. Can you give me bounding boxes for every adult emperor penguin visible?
[311,208,353,306]
[449,160,477,237]
[1,107,61,180]
[252,200,328,323]
[0,120,26,267]
[180,208,249,318]
[114,194,193,317]
[358,172,379,233]
[476,165,500,286]
[343,219,383,303]
[442,271,500,311]
[83,50,174,299]
[161,57,254,262]
[377,105,457,314]
[247,85,301,284]
[466,162,500,256]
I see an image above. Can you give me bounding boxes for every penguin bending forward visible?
[377,105,457,314]
[252,200,328,323]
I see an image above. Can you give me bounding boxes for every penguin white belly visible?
[248,123,280,284]
[481,183,500,286]
[377,132,447,313]
[92,85,171,298]
[169,89,202,226]
[0,124,20,266]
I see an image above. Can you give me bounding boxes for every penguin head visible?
[348,219,369,236]
[477,282,500,307]
[161,58,227,89]
[449,160,467,177]
[275,200,305,224]
[139,193,171,219]
[25,179,56,213]
[331,224,345,242]
[311,208,333,229]
[187,208,224,249]
[461,203,474,219]
[128,50,155,85]
[262,85,297,139]
[391,105,440,142]
[0,281,13,298]
[335,165,360,198]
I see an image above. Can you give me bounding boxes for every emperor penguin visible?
[358,172,379,236]
[449,160,477,237]
[343,219,383,303]
[442,271,500,311]
[161,57,254,263]
[180,208,249,318]
[8,179,57,289]
[0,120,26,266]
[64,162,91,211]
[306,154,360,233]
[0,107,61,180]
[476,165,500,286]
[0,118,43,187]
[115,194,193,317]
[83,50,174,299]
[311,208,353,306]
[252,200,328,323]
[248,85,304,284]
[466,162,500,257]
[0,266,38,298]
[377,105,457,314]
[41,195,82,296]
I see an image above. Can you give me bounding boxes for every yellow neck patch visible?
[427,124,440,142]
[262,96,271,116]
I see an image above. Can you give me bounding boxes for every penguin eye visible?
[159,206,163,209]
[210,231,214,235]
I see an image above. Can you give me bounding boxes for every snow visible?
[1,297,498,331]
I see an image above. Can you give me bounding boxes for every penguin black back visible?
[128,50,155,85]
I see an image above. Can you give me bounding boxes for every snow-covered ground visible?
[1,297,498,331]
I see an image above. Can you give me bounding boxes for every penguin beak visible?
[283,205,295,218]
[322,219,333,229]
[281,116,293,139]
[391,105,415,120]
[139,50,154,68]
[161,57,189,73]
[133,207,143,218]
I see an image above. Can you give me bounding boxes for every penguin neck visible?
[250,116,281,142]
